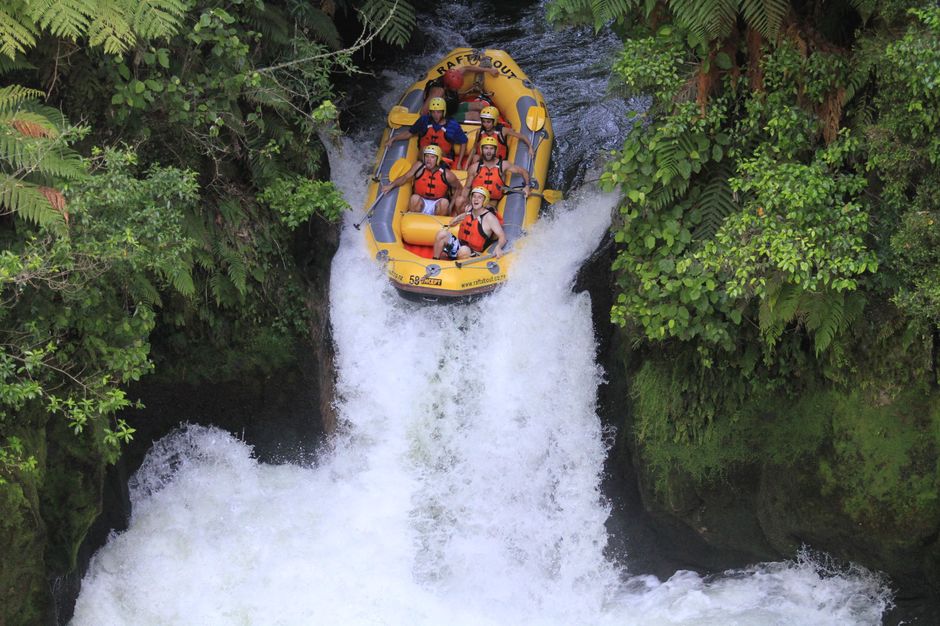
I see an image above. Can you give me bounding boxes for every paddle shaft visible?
[353,189,388,230]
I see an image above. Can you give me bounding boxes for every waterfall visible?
[71,132,891,624]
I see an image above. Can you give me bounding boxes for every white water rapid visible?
[70,131,893,624]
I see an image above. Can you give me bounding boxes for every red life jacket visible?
[419,124,453,157]
[471,158,505,200]
[475,127,508,159]
[459,208,500,253]
[413,164,450,199]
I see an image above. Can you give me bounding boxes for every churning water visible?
[71,2,893,624]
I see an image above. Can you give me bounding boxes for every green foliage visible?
[873,7,940,327]
[0,0,184,57]
[358,0,415,47]
[575,1,940,509]
[611,28,686,105]
[260,176,348,229]
[0,92,85,234]
[819,391,940,531]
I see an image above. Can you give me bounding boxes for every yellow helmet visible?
[480,135,499,148]
[470,186,491,206]
[480,106,498,120]
[428,97,446,111]
[423,144,443,162]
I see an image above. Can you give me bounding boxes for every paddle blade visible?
[389,158,411,180]
[525,106,546,131]
[542,189,563,204]
[389,105,419,127]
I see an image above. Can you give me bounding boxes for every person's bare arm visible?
[504,127,534,155]
[504,163,531,197]
[381,162,421,194]
[486,213,507,258]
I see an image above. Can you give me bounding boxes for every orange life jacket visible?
[459,208,499,253]
[471,158,505,200]
[419,124,453,157]
[475,127,508,159]
[413,164,450,199]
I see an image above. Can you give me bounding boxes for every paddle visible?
[354,158,412,230]
[506,189,565,204]
[454,253,500,269]
[525,105,546,132]
[388,105,419,128]
[502,186,563,203]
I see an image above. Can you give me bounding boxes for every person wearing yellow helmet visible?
[466,105,535,169]
[458,133,531,208]
[387,96,469,163]
[381,144,463,216]
[433,186,507,260]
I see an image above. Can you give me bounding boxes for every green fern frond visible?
[243,78,293,111]
[128,0,185,42]
[225,254,248,296]
[0,174,68,232]
[669,0,737,43]
[758,281,801,342]
[87,2,134,54]
[0,6,38,58]
[691,164,736,240]
[804,290,864,357]
[739,0,789,41]
[244,2,291,47]
[128,274,162,307]
[193,248,214,271]
[165,266,195,297]
[208,271,237,307]
[648,177,690,211]
[358,0,415,47]
[2,110,62,138]
[0,85,43,112]
[0,52,33,75]
[589,0,636,30]
[805,291,845,356]
[299,7,342,49]
[27,0,93,42]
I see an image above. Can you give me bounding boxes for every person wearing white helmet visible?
[433,186,507,260]
[388,96,468,164]
[382,144,463,216]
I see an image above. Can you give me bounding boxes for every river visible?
[70,2,894,624]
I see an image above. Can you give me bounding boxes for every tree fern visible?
[669,0,738,44]
[739,0,789,41]
[129,0,185,42]
[244,2,292,48]
[0,85,45,113]
[358,0,415,47]
[27,0,93,42]
[294,6,342,50]
[0,174,68,233]
[165,266,195,297]
[86,2,133,54]
[589,0,638,30]
[691,163,736,240]
[3,0,184,59]
[0,53,34,74]
[803,290,864,356]
[128,274,162,308]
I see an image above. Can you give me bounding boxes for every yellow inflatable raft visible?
[360,48,554,299]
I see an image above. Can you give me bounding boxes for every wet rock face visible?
[576,227,940,621]
[295,204,341,435]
